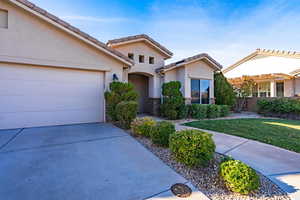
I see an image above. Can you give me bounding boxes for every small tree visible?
[104,81,138,121]
[234,76,256,112]
[214,72,236,106]
[161,81,185,120]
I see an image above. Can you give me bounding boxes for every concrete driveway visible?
[0,123,205,200]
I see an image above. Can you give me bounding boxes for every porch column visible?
[270,81,276,97]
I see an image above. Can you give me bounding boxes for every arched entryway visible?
[128,73,150,113]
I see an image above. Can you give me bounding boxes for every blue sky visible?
[30,0,300,66]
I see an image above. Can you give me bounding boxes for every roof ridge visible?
[256,48,300,57]
[156,53,222,73]
[107,34,173,58]
[12,0,133,65]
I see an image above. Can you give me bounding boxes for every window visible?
[128,53,134,60]
[191,79,210,104]
[0,9,8,29]
[258,82,271,97]
[139,55,144,63]
[149,56,154,64]
[276,82,284,97]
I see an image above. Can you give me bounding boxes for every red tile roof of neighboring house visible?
[107,34,173,59]
[10,0,134,66]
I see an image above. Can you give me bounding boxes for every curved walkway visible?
[176,122,300,200]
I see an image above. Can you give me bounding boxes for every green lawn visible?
[184,118,300,153]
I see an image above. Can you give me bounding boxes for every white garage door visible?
[0,64,104,130]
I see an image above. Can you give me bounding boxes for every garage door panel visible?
[0,80,101,96]
[0,64,104,129]
[0,95,101,113]
[0,109,102,130]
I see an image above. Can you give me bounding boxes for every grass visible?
[184,118,300,153]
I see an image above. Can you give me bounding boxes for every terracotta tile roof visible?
[107,34,173,58]
[11,0,134,65]
[156,53,222,73]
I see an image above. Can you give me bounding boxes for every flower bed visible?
[131,134,289,200]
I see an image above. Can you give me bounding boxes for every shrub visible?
[257,98,300,116]
[131,117,156,137]
[150,121,175,147]
[207,104,221,118]
[178,104,189,119]
[104,81,138,121]
[116,101,138,129]
[220,105,230,117]
[169,129,215,167]
[220,160,260,194]
[188,104,208,119]
[214,72,236,106]
[161,81,185,120]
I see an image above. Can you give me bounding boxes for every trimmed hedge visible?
[116,101,138,129]
[131,117,156,137]
[186,104,229,119]
[150,121,175,147]
[257,98,300,119]
[104,81,138,121]
[169,129,215,167]
[161,81,185,120]
[220,160,260,194]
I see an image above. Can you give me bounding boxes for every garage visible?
[0,63,105,130]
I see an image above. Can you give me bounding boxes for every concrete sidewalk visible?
[176,123,300,200]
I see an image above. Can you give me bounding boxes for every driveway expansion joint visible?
[0,128,24,150]
[0,134,128,154]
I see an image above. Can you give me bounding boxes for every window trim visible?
[128,53,134,60]
[149,56,154,64]
[0,9,8,29]
[139,55,145,63]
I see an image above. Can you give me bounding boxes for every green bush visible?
[220,160,260,194]
[150,121,175,147]
[161,81,185,120]
[214,72,236,106]
[169,129,215,167]
[178,104,189,119]
[220,105,230,117]
[257,98,300,115]
[207,104,221,118]
[131,117,156,137]
[188,104,208,119]
[116,101,138,129]
[105,81,138,121]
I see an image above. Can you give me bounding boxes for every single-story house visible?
[0,0,222,130]
[223,49,300,97]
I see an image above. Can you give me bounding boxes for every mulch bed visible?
[127,131,290,200]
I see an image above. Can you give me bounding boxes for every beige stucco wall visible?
[295,78,300,96]
[0,1,125,87]
[163,60,215,100]
[284,79,294,97]
[111,41,165,98]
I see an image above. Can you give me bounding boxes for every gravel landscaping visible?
[129,133,290,200]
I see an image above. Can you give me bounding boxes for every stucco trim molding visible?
[0,55,111,72]
[8,0,133,67]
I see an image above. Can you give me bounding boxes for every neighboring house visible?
[0,0,222,130]
[223,49,300,97]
